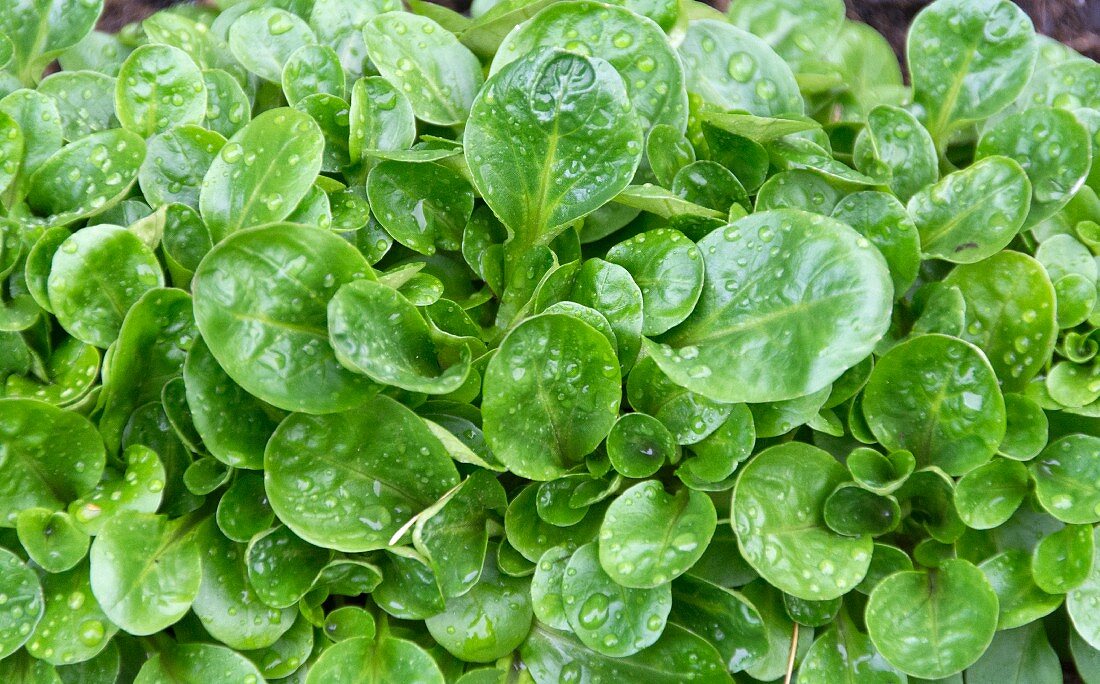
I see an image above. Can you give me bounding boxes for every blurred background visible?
[98,0,1100,62]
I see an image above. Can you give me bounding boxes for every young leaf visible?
[363,12,482,126]
[678,20,802,117]
[491,1,687,133]
[483,313,621,480]
[732,443,873,601]
[645,209,892,403]
[199,108,324,240]
[115,44,206,137]
[866,559,998,679]
[908,0,1037,138]
[463,47,643,250]
[264,396,460,552]
[191,223,376,413]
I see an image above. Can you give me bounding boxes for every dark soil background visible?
[99,0,1100,62]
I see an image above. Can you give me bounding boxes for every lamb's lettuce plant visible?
[0,0,1098,680]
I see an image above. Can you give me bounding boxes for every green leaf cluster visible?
[0,0,1098,681]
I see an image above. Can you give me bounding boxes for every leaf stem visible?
[783,622,799,684]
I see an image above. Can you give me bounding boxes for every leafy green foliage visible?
[0,0,1097,679]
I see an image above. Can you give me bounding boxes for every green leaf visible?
[323,605,375,642]
[305,636,444,684]
[413,471,506,598]
[521,622,729,683]
[611,184,721,222]
[672,160,749,213]
[282,44,345,106]
[677,405,756,487]
[363,12,482,126]
[491,0,687,134]
[598,481,713,588]
[372,548,445,620]
[0,0,103,83]
[750,384,831,438]
[295,93,352,174]
[732,443,873,600]
[425,544,532,662]
[739,580,814,681]
[3,336,100,406]
[265,395,460,551]
[201,69,250,138]
[823,485,900,537]
[228,8,316,83]
[16,508,89,573]
[198,108,324,240]
[245,525,332,609]
[0,31,11,71]
[241,614,313,679]
[1071,628,1100,684]
[756,168,848,214]
[798,608,904,683]
[482,313,621,480]
[0,547,44,659]
[215,472,274,542]
[309,0,400,77]
[329,279,471,393]
[668,575,767,673]
[832,192,921,299]
[134,642,265,684]
[1068,527,1100,650]
[504,484,604,563]
[191,519,296,650]
[97,287,196,453]
[0,110,22,201]
[943,251,1057,389]
[26,562,117,666]
[863,334,1006,475]
[531,545,572,630]
[115,45,206,137]
[463,47,642,249]
[348,76,415,167]
[645,209,892,403]
[965,622,1062,684]
[366,159,473,255]
[37,71,117,141]
[458,0,558,58]
[979,549,1062,629]
[1031,523,1093,594]
[183,338,281,469]
[678,20,802,116]
[536,258,644,372]
[908,155,1032,263]
[0,89,62,205]
[727,0,844,68]
[560,542,670,657]
[27,128,146,224]
[908,0,1037,138]
[0,398,105,526]
[605,412,677,479]
[1030,434,1100,524]
[866,559,998,679]
[138,125,225,210]
[191,223,376,414]
[89,513,202,635]
[853,104,938,201]
[646,125,695,187]
[977,106,1092,224]
[68,445,164,536]
[46,224,163,348]
[954,458,1030,529]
